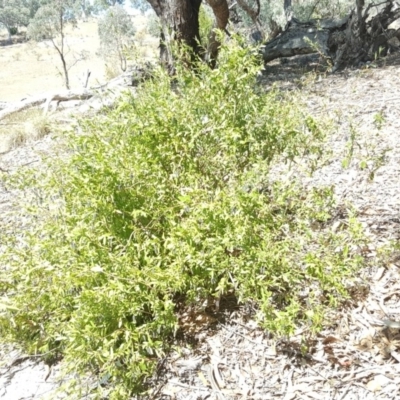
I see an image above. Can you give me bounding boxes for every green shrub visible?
[0,42,365,398]
[199,4,214,46]
[9,27,18,35]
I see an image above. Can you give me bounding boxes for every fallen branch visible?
[0,89,93,121]
[262,16,349,64]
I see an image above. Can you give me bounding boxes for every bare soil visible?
[1,54,400,399]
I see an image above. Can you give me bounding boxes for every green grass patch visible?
[0,42,366,398]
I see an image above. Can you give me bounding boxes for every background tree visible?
[93,0,124,11]
[98,4,136,72]
[0,0,30,42]
[28,0,82,89]
[131,0,151,13]
[25,0,42,18]
[236,0,262,32]
[79,0,96,20]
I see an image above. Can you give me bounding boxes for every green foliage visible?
[199,4,214,47]
[27,0,79,89]
[342,122,390,181]
[98,5,136,72]
[8,26,17,34]
[290,0,354,21]
[0,0,30,39]
[27,1,76,42]
[93,0,124,12]
[0,42,366,397]
[131,0,150,13]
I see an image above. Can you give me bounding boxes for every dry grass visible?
[0,16,158,103]
[0,109,53,153]
[0,15,158,152]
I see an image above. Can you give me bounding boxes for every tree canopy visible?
[0,0,30,40]
[98,5,136,72]
[27,0,78,89]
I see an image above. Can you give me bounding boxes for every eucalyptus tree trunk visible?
[146,0,202,69]
[206,0,229,67]
[146,0,229,69]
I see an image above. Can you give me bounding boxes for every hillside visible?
[0,17,157,103]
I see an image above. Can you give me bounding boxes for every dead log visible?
[0,89,93,121]
[262,17,349,63]
[262,0,400,71]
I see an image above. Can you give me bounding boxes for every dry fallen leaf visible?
[198,370,209,387]
[337,357,353,368]
[355,334,373,351]
[322,336,341,345]
[367,378,382,392]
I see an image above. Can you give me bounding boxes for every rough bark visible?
[146,0,202,69]
[146,0,229,68]
[262,17,348,63]
[284,0,292,20]
[262,0,400,71]
[206,0,230,67]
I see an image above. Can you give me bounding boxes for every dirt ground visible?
[0,16,157,102]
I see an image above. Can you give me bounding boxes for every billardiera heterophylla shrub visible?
[0,41,366,398]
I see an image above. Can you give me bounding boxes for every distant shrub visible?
[0,41,366,398]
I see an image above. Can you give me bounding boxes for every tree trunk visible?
[206,0,229,67]
[146,0,229,69]
[6,26,12,44]
[284,0,292,20]
[60,53,70,90]
[147,0,202,69]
